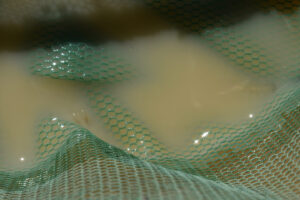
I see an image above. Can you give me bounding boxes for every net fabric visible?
[0,0,300,200]
[0,118,278,200]
[87,76,299,200]
[30,43,133,82]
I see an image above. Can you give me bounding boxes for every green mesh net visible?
[0,1,300,200]
[30,43,132,82]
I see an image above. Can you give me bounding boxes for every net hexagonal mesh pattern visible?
[0,0,299,200]
[30,43,133,82]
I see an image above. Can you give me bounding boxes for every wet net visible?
[0,0,299,200]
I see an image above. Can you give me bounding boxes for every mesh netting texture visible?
[0,0,300,200]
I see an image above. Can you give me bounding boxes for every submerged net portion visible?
[30,43,133,82]
[0,0,299,200]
